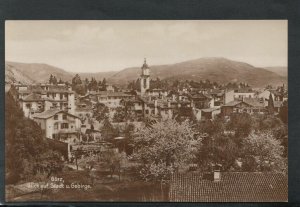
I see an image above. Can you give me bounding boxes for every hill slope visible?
[264,66,287,77]
[5,58,287,88]
[5,61,116,84]
[108,57,287,87]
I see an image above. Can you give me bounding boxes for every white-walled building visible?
[33,109,81,144]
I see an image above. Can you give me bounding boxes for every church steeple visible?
[140,58,150,95]
[142,58,149,69]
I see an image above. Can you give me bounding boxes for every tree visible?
[72,84,87,95]
[52,76,57,85]
[227,113,252,143]
[113,107,126,122]
[58,78,64,84]
[195,118,238,171]
[279,100,288,124]
[268,93,275,115]
[88,77,98,91]
[102,150,127,181]
[49,74,53,84]
[93,103,109,122]
[241,131,286,173]
[72,74,82,85]
[102,78,107,86]
[101,118,117,140]
[5,93,63,184]
[133,119,199,181]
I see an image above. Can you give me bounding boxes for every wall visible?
[224,90,234,104]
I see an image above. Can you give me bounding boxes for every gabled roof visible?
[169,172,287,202]
[243,98,265,107]
[22,93,44,102]
[33,109,79,119]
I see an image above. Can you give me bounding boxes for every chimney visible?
[213,164,222,182]
[213,169,221,182]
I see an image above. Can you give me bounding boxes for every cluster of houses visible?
[7,59,288,159]
[6,59,288,202]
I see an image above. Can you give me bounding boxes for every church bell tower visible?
[140,58,150,95]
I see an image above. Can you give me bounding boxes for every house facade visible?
[33,109,81,144]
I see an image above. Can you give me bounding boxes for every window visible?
[54,123,58,129]
[63,114,67,120]
[61,123,69,129]
[26,103,31,108]
[54,115,58,120]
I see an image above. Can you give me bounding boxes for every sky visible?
[5,20,287,73]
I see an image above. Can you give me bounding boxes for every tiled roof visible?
[169,172,287,202]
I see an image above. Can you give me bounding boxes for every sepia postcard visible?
[4,20,288,202]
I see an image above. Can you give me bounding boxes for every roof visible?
[243,98,265,107]
[190,93,211,100]
[234,87,254,93]
[207,89,224,96]
[22,93,44,102]
[33,109,79,119]
[85,129,101,134]
[223,98,265,108]
[169,172,287,202]
[222,100,241,107]
[90,91,133,97]
[202,107,220,113]
[33,109,62,119]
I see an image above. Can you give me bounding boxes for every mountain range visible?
[5,58,287,88]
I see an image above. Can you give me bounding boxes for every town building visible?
[33,109,81,143]
[11,84,76,118]
[88,91,134,108]
[221,97,266,116]
[233,87,255,100]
